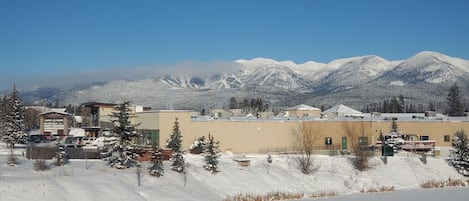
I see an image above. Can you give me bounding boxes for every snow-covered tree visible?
[204,134,220,174]
[390,119,399,133]
[189,136,206,154]
[101,101,140,169]
[148,145,164,177]
[450,130,469,176]
[0,93,9,139]
[3,85,27,147]
[53,143,68,166]
[166,118,185,173]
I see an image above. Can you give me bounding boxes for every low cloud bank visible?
[2,60,242,92]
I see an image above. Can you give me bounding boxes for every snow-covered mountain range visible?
[21,51,469,111]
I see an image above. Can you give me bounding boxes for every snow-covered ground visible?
[1,142,467,201]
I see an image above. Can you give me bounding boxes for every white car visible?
[90,136,119,147]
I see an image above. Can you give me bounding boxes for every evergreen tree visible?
[398,95,405,113]
[102,101,140,169]
[427,102,435,111]
[166,118,185,173]
[148,145,164,177]
[0,93,9,139]
[450,130,469,176]
[447,83,464,116]
[229,97,237,109]
[389,98,400,113]
[4,85,27,147]
[53,142,68,166]
[204,134,220,174]
[390,119,399,133]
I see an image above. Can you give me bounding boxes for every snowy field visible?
[1,142,468,201]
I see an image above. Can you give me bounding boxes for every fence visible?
[259,145,341,156]
[26,146,101,160]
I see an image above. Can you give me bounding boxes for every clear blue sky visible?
[1,0,468,89]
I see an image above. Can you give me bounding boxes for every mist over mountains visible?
[19,51,469,112]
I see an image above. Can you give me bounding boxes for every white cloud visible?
[1,61,243,92]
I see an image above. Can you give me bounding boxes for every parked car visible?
[58,136,84,148]
[28,134,48,143]
[90,136,119,147]
[82,137,97,146]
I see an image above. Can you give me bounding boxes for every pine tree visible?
[390,119,399,133]
[0,93,9,139]
[450,130,469,176]
[148,145,164,177]
[447,83,464,116]
[204,134,220,174]
[53,142,68,166]
[398,95,405,113]
[229,97,237,109]
[4,85,27,147]
[102,101,140,169]
[167,118,185,173]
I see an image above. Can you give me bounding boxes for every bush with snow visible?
[52,144,68,166]
[34,159,49,171]
[148,146,164,177]
[189,136,206,154]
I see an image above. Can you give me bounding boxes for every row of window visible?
[323,136,368,146]
[323,135,452,145]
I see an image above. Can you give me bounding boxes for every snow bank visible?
[0,142,467,201]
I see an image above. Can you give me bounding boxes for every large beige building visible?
[134,110,469,153]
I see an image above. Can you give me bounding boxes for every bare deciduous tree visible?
[292,123,319,174]
[343,121,371,171]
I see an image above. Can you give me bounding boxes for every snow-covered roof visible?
[322,104,362,115]
[69,128,86,137]
[26,106,67,114]
[284,104,320,111]
[39,109,69,116]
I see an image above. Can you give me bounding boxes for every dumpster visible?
[382,144,394,156]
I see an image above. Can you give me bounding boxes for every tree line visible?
[363,83,466,116]
[229,97,269,114]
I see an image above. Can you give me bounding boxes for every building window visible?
[325,137,332,145]
[444,135,450,142]
[420,136,429,141]
[358,136,368,146]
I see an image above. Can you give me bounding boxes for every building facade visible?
[132,110,469,153]
[39,111,69,137]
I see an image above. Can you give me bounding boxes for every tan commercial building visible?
[135,110,469,153]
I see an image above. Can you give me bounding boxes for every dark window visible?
[420,136,429,141]
[444,135,450,142]
[325,137,332,145]
[358,136,368,146]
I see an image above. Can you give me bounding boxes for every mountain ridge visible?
[21,51,469,112]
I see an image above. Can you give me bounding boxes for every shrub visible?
[421,178,467,188]
[360,186,395,193]
[7,154,19,166]
[223,191,304,201]
[34,160,49,171]
[310,191,337,198]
